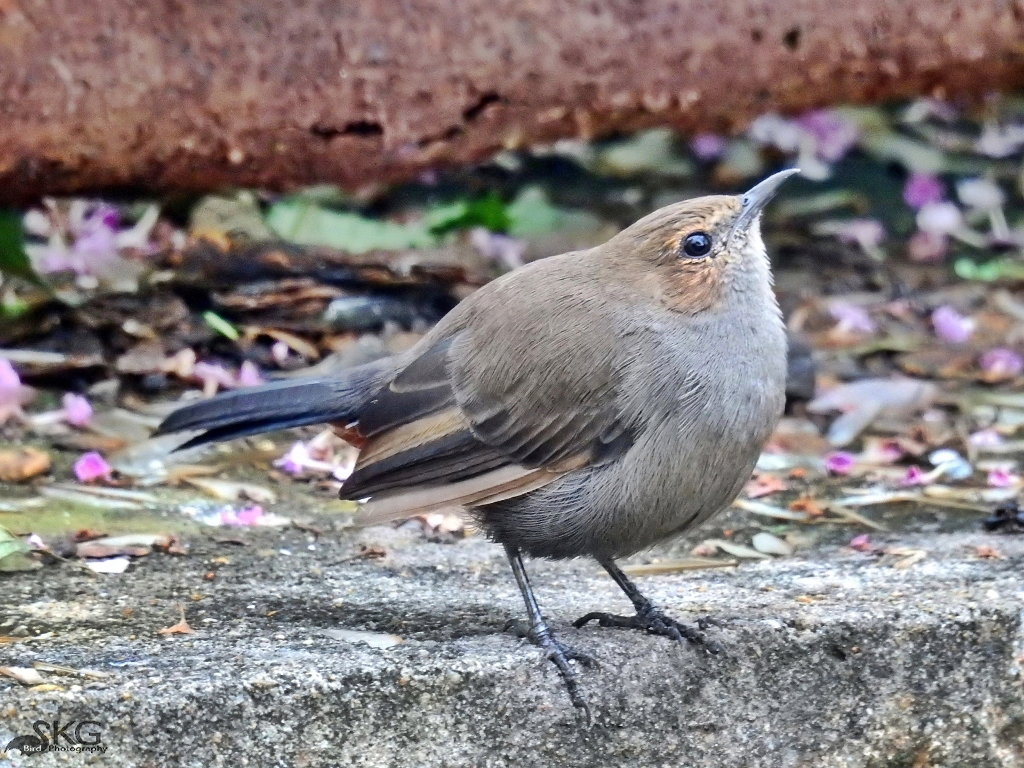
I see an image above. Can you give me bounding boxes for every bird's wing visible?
[345,285,639,523]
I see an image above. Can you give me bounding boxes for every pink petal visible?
[274,442,311,475]
[979,348,1024,378]
[931,306,974,343]
[0,358,21,390]
[902,173,944,209]
[690,133,727,160]
[828,302,875,334]
[232,505,264,525]
[192,362,236,394]
[61,393,93,427]
[968,429,1003,448]
[236,361,264,388]
[987,468,1016,488]
[74,452,112,483]
[824,451,856,475]
[900,466,926,486]
[849,534,871,552]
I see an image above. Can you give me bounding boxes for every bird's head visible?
[612,169,798,315]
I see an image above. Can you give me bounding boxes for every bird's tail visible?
[155,359,394,450]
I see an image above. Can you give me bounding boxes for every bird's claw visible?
[503,619,597,725]
[574,605,720,654]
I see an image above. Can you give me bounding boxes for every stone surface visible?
[3,0,1024,203]
[1,522,1023,767]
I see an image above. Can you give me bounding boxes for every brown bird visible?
[157,169,797,720]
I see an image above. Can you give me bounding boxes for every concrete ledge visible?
[2,526,1023,767]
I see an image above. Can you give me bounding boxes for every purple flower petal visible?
[828,302,875,335]
[824,451,856,475]
[232,505,264,525]
[902,173,944,209]
[900,465,926,486]
[61,393,93,427]
[0,358,20,391]
[986,468,1014,487]
[274,442,311,475]
[968,429,1003,448]
[690,133,727,160]
[796,109,859,162]
[848,533,871,551]
[986,467,1017,488]
[979,348,1024,378]
[236,361,264,388]
[931,306,974,343]
[74,452,112,483]
[192,362,237,394]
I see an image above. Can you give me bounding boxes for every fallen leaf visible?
[884,547,928,569]
[972,544,1005,559]
[31,661,111,679]
[621,558,738,575]
[0,447,50,482]
[744,472,789,498]
[357,544,387,559]
[789,497,826,517]
[159,603,194,635]
[85,556,131,574]
[702,539,771,560]
[751,532,794,556]
[76,533,174,559]
[0,666,45,686]
[0,525,40,572]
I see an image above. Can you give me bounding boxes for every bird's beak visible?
[732,168,800,236]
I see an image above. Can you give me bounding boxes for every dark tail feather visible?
[155,359,394,450]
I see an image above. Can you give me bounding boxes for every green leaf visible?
[0,524,39,573]
[266,199,436,253]
[203,311,240,340]
[424,192,512,235]
[0,210,44,285]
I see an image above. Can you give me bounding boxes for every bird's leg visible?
[574,559,718,652]
[503,544,596,723]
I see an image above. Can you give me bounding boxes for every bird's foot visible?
[504,619,597,724]
[573,604,720,653]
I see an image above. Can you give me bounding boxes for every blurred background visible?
[3,0,1024,570]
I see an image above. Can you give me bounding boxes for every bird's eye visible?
[681,231,713,258]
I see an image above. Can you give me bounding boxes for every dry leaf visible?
[972,544,1004,559]
[159,603,194,635]
[789,497,826,517]
[751,532,794,556]
[0,666,45,686]
[0,447,51,482]
[744,472,789,498]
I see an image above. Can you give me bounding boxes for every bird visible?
[156,168,798,721]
